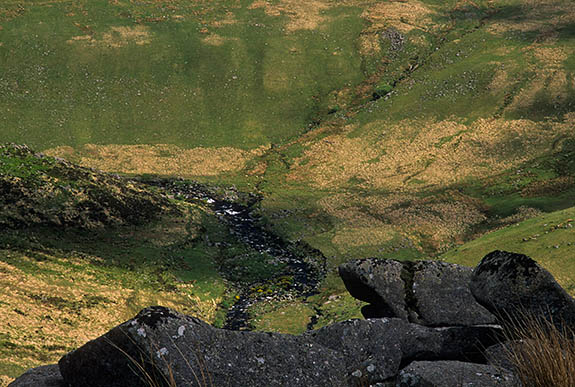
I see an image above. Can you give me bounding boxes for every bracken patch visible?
[67,25,152,48]
[45,144,269,177]
[249,0,330,32]
[362,0,436,34]
[288,117,575,190]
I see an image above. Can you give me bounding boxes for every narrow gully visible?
[140,178,326,330]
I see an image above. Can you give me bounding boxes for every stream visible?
[142,178,325,330]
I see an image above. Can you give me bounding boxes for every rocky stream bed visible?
[141,178,326,331]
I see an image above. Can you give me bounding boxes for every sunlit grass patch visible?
[0,207,226,381]
[251,301,315,335]
[288,117,575,190]
[362,0,437,34]
[45,144,269,177]
[0,248,221,380]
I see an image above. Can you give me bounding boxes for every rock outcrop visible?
[7,365,63,387]
[11,250,575,386]
[339,258,495,326]
[397,360,516,387]
[470,250,575,330]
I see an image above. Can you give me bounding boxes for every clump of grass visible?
[504,313,575,387]
[108,331,215,387]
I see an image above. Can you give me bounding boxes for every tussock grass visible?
[109,331,216,387]
[505,314,575,387]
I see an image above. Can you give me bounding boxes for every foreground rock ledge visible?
[39,306,501,387]
[398,360,515,387]
[14,249,574,386]
[8,365,63,387]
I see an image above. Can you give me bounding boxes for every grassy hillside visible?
[0,146,229,382]
[2,0,575,383]
[253,0,575,262]
[442,205,575,294]
[0,0,367,150]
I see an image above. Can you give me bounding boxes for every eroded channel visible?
[143,178,326,330]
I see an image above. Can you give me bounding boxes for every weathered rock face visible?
[484,342,517,372]
[470,250,575,330]
[339,259,408,320]
[54,307,503,387]
[411,261,495,326]
[305,318,405,384]
[7,365,63,387]
[59,306,348,387]
[397,360,516,387]
[307,318,502,385]
[339,258,495,326]
[400,324,503,364]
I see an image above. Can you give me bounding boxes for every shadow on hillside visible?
[435,1,575,42]
[0,223,222,289]
[507,91,575,121]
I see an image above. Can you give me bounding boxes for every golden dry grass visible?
[209,11,237,27]
[487,62,516,95]
[288,116,575,190]
[358,33,382,56]
[0,249,219,382]
[317,190,487,252]
[0,376,11,387]
[505,313,575,387]
[67,25,152,48]
[202,33,237,46]
[44,144,269,177]
[362,0,436,34]
[249,0,330,32]
[331,226,396,253]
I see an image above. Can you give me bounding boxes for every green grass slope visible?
[0,0,366,149]
[442,206,575,294]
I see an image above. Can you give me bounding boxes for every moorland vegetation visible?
[1,0,575,383]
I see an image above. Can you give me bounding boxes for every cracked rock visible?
[340,258,495,326]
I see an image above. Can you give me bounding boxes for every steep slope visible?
[254,0,575,261]
[442,205,575,294]
[0,0,368,150]
[0,146,227,383]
